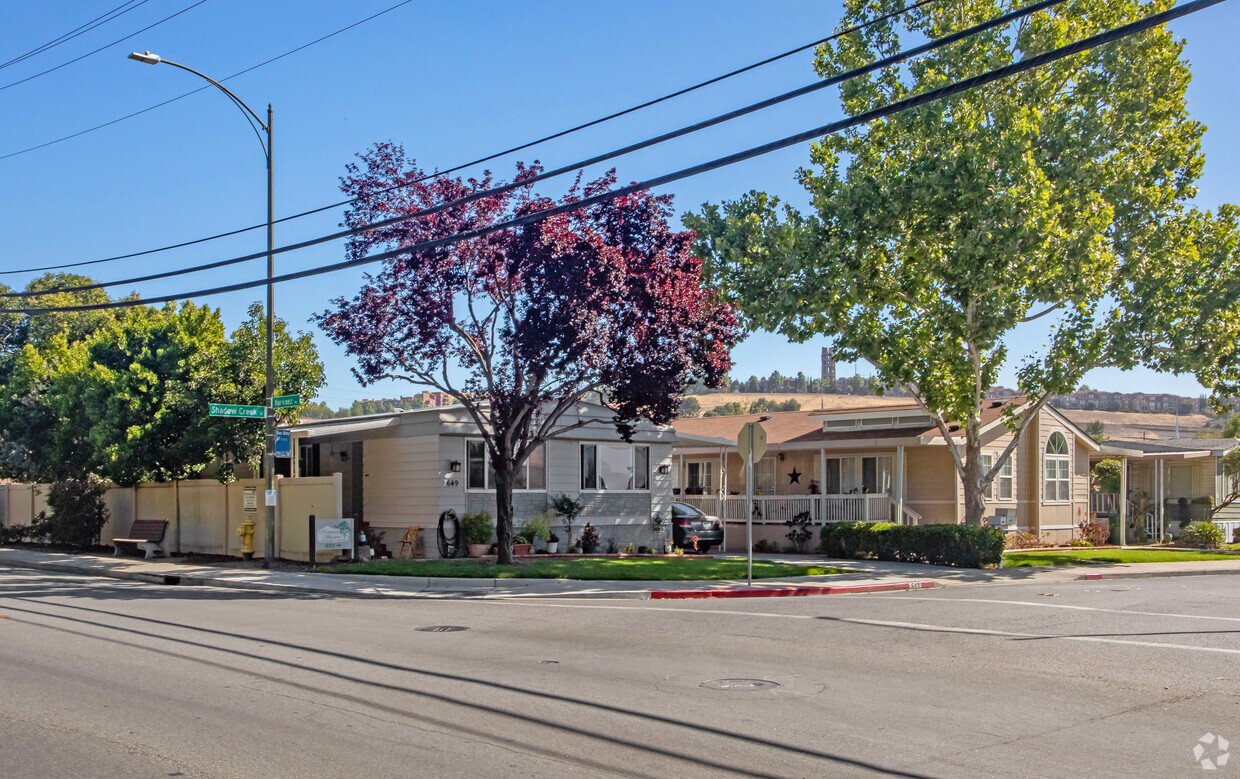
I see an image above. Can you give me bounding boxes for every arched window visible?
[1044,432,1070,502]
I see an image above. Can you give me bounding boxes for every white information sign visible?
[314,517,355,551]
[243,486,258,513]
[265,489,277,507]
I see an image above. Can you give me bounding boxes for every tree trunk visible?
[493,466,516,565]
[962,416,987,527]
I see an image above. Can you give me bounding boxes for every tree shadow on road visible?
[5,596,937,779]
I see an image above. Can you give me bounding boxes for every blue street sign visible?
[274,428,291,459]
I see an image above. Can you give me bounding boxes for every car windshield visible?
[671,502,704,518]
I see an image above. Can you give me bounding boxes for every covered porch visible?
[1090,440,1238,543]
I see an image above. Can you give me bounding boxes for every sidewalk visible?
[1,546,1238,600]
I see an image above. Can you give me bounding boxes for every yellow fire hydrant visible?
[237,517,256,560]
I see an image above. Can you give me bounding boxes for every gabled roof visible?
[672,397,1027,447]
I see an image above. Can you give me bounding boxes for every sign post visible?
[737,417,769,586]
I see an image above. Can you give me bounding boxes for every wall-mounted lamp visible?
[448,460,462,473]
[340,450,348,462]
[656,464,671,475]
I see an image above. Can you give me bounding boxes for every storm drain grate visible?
[415,625,469,633]
[700,678,780,692]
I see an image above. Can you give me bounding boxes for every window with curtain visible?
[580,444,651,491]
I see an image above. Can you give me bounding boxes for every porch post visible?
[1118,456,1127,545]
[819,447,826,523]
[1158,458,1165,541]
[678,453,684,497]
[896,445,906,524]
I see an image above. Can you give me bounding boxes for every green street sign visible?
[272,394,301,409]
[209,403,266,419]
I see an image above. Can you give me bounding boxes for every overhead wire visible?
[7,0,1221,316]
[0,0,152,71]
[0,0,209,93]
[3,0,1066,299]
[0,0,936,275]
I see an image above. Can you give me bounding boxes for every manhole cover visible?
[415,625,469,633]
[700,678,781,692]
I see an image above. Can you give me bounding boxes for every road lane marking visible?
[508,602,1240,655]
[898,597,1240,624]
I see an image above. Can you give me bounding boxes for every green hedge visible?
[818,522,1004,568]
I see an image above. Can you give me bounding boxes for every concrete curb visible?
[649,580,936,599]
[1079,567,1240,581]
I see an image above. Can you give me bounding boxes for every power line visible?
[0,0,416,167]
[1,0,152,71]
[3,0,1064,299]
[0,0,937,275]
[0,1,209,93]
[9,0,1219,316]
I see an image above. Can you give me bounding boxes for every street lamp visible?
[129,51,278,565]
[741,414,772,585]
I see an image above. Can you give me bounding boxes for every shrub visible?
[1004,530,1044,550]
[516,513,552,544]
[1234,527,1240,544]
[1075,520,1110,547]
[753,538,778,553]
[1179,521,1225,549]
[0,524,31,545]
[818,522,1004,568]
[579,523,599,554]
[784,511,813,553]
[35,479,110,547]
[461,511,493,546]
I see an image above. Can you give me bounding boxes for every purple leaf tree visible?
[317,143,740,563]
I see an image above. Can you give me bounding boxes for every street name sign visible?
[209,403,265,418]
[273,394,301,408]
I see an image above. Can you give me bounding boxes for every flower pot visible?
[546,542,558,554]
[467,543,490,558]
[663,541,673,554]
[514,543,532,556]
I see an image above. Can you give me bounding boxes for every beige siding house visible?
[671,397,1099,550]
[287,403,676,557]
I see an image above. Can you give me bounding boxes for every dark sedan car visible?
[670,502,724,553]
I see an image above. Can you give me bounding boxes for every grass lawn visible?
[319,557,846,581]
[1004,548,1240,567]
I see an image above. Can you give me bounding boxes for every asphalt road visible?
[0,569,1236,778]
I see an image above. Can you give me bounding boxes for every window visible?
[581,444,650,491]
[687,461,713,493]
[755,457,776,495]
[466,440,546,490]
[979,453,994,500]
[998,457,1013,500]
[825,456,891,494]
[1044,432,1070,502]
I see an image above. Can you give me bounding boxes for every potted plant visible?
[579,523,600,554]
[551,493,584,550]
[515,514,551,556]
[461,510,493,557]
[547,533,560,554]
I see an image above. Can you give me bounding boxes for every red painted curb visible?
[649,580,936,600]
[1082,573,1103,580]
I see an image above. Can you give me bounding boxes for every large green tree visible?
[686,0,1240,525]
[0,283,324,485]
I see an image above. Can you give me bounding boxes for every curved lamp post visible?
[129,51,277,565]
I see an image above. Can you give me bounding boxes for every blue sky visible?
[0,0,1236,408]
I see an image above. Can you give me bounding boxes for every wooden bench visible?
[112,519,170,559]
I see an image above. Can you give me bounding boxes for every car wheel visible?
[697,544,713,554]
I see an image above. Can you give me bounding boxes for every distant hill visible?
[686,393,1209,441]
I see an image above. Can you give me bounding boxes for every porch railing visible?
[1090,492,1120,515]
[680,494,908,525]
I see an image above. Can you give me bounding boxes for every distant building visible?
[420,391,456,408]
[821,347,836,385]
